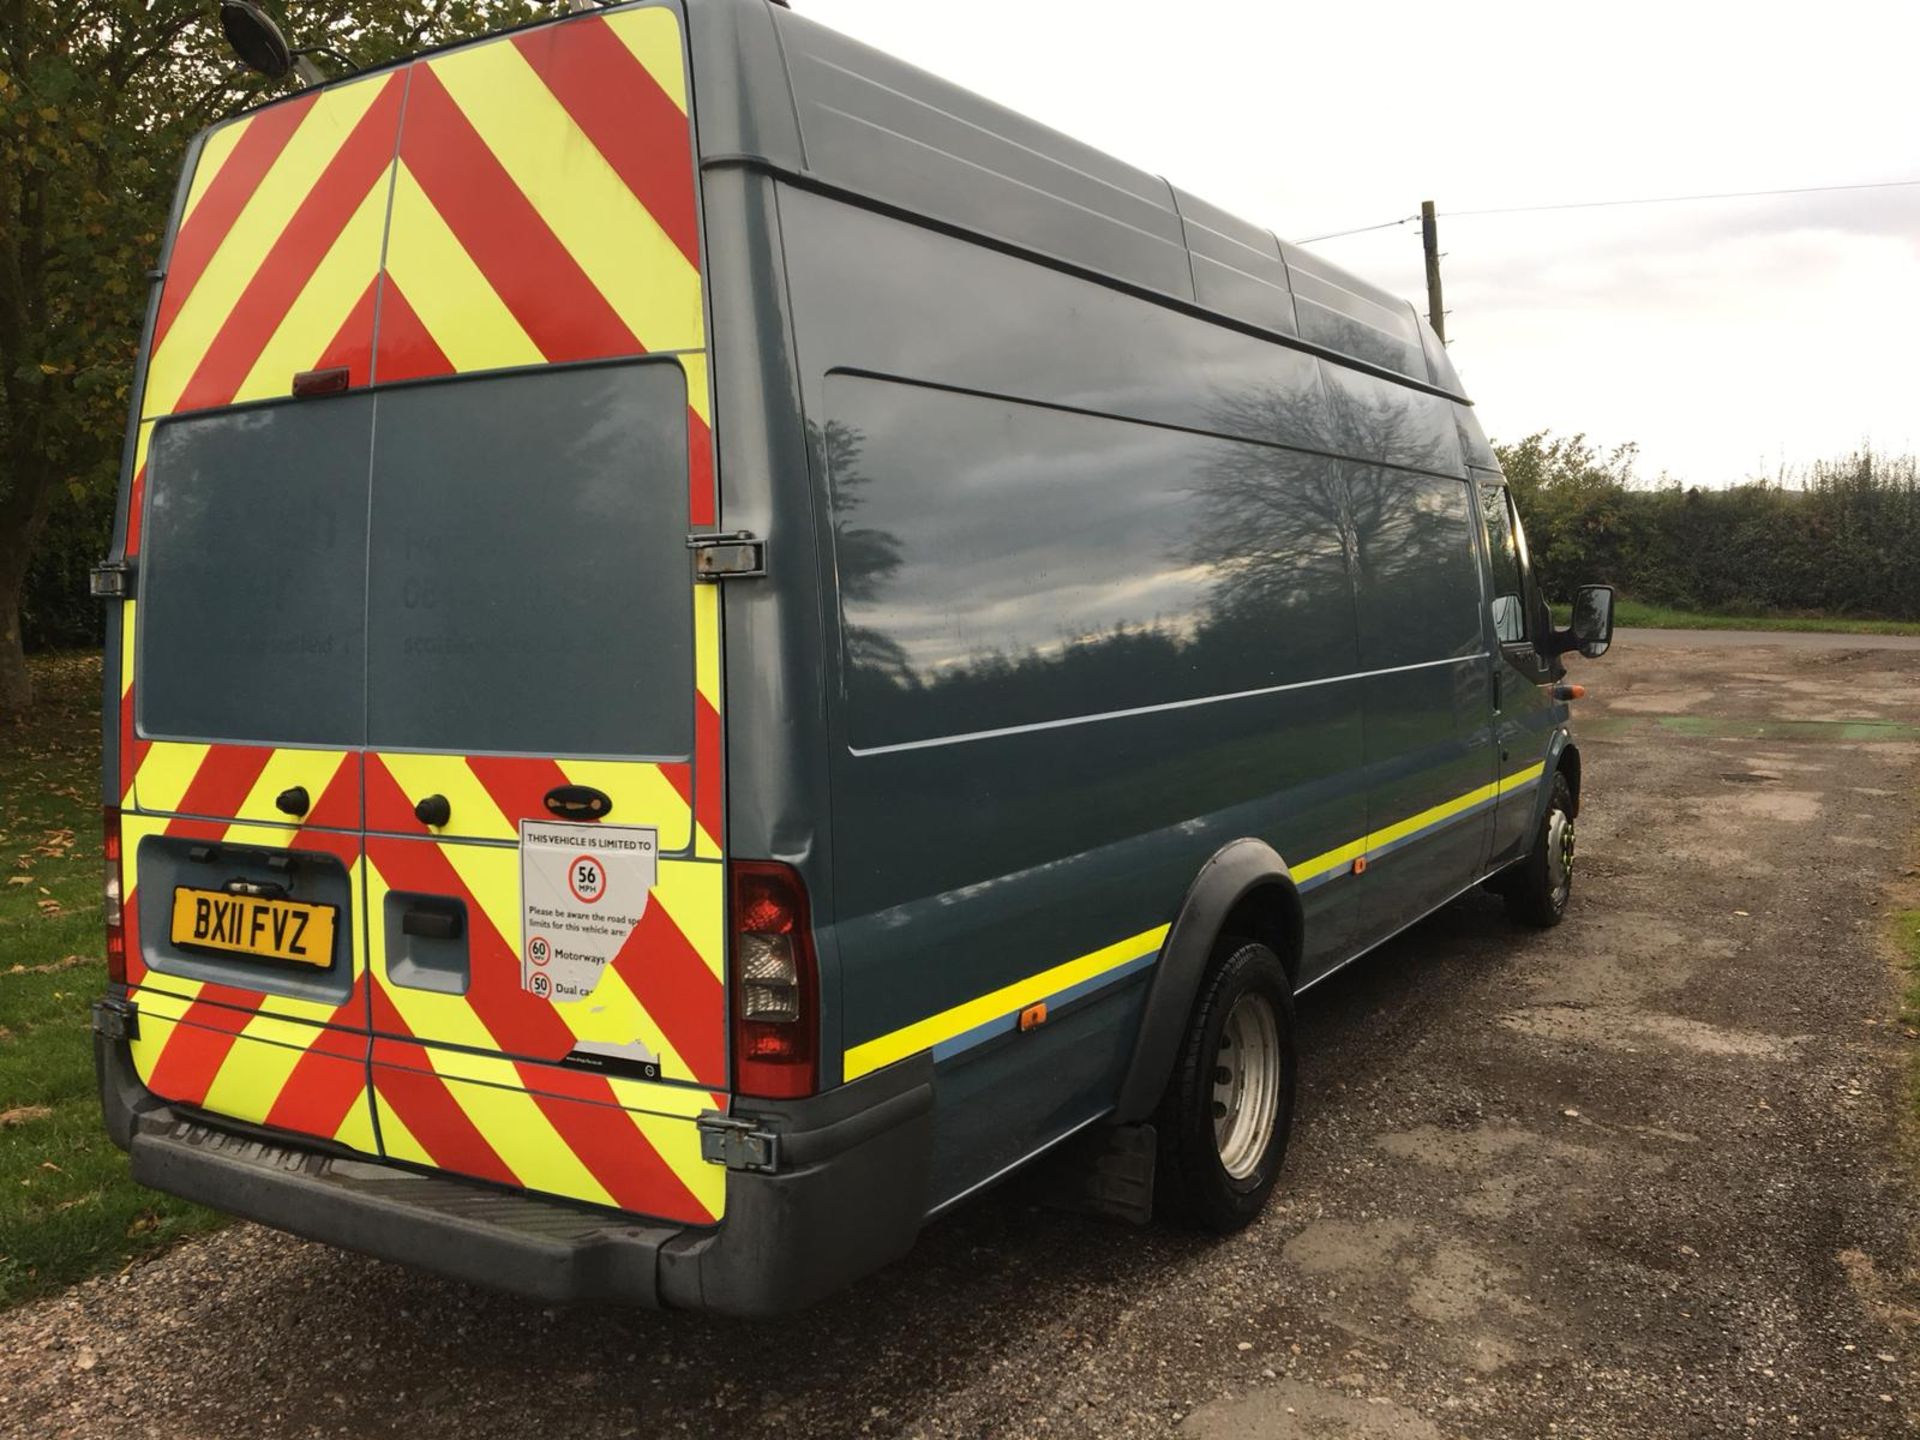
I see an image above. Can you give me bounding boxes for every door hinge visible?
[92,996,139,1043]
[697,1111,781,1172]
[89,558,136,599]
[688,531,766,581]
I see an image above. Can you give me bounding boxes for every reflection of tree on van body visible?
[1188,382,1353,682]
[825,362,1478,746]
[1315,368,1463,618]
[809,418,912,681]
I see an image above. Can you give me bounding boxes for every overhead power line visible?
[1296,177,1920,246]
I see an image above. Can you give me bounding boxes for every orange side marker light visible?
[1352,855,1369,875]
[1018,1002,1048,1032]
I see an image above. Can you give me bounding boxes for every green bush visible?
[1499,436,1920,620]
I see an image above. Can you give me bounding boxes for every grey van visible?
[93,0,1613,1316]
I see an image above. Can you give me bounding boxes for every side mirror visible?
[1568,584,1614,659]
[220,0,295,79]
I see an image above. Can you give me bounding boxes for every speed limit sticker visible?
[567,855,606,905]
[518,821,658,1002]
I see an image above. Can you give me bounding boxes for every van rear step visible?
[129,1119,679,1304]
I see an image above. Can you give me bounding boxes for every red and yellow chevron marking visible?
[363,830,724,1086]
[370,1038,722,1222]
[361,752,695,851]
[128,983,377,1153]
[377,12,701,379]
[120,814,377,1151]
[141,7,699,417]
[143,71,402,418]
[112,8,729,1223]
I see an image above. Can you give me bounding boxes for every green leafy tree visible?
[0,0,542,717]
[1493,432,1639,602]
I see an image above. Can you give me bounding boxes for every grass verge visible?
[1611,600,1920,636]
[0,653,222,1308]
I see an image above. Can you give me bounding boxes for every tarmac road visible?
[6,630,1919,1439]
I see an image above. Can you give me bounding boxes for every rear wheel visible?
[1155,940,1296,1232]
[1505,771,1576,927]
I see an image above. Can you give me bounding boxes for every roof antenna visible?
[219,0,354,86]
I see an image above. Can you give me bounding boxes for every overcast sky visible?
[793,0,1920,485]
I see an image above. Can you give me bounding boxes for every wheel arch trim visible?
[1114,838,1303,1123]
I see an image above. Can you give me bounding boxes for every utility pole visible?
[1420,199,1446,343]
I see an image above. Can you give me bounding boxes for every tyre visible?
[1155,939,1297,1232]
[1504,771,1576,928]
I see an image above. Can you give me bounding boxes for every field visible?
[0,654,219,1307]
[1613,598,1920,636]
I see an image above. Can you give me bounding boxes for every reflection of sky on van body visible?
[864,562,1218,677]
[831,399,1206,675]
[828,378,1381,748]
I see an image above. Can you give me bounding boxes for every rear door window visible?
[139,398,372,747]
[366,364,693,759]
[137,362,692,760]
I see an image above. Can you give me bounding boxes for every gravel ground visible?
[4,632,1918,1439]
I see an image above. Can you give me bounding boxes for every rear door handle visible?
[400,902,463,941]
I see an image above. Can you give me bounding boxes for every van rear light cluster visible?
[103,806,127,985]
[730,861,818,1099]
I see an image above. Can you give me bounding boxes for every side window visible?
[1479,481,1527,643]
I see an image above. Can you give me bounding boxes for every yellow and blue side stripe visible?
[841,760,1548,1081]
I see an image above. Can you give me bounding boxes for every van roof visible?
[691,0,1467,401]
[198,0,1465,401]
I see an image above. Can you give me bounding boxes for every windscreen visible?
[138,362,693,759]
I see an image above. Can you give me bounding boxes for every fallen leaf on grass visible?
[5,954,89,975]
[0,1105,53,1127]
[36,898,64,917]
[4,876,29,887]
[126,1212,160,1238]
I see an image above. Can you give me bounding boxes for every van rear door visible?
[117,4,727,1221]
[358,364,726,1225]
[354,9,723,1223]
[125,394,379,1154]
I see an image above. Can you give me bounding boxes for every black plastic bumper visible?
[97,1030,934,1316]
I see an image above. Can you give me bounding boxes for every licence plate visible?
[169,888,337,968]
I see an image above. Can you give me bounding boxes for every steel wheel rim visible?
[1213,991,1282,1179]
[1547,806,1574,908]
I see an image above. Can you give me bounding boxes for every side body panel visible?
[774,185,1499,1204]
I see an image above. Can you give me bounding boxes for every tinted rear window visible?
[139,398,372,747]
[138,363,692,759]
[367,365,692,758]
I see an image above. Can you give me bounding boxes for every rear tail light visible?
[103,806,126,985]
[730,860,818,1099]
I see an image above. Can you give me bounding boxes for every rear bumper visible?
[97,1030,933,1316]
